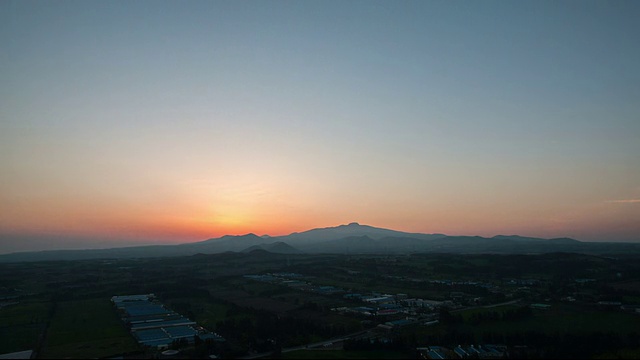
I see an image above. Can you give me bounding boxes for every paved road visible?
[483,299,522,308]
[452,298,522,313]
[239,328,376,359]
[240,299,523,358]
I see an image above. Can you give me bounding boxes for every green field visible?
[41,337,139,359]
[0,301,50,327]
[0,301,50,353]
[402,302,640,353]
[40,298,138,359]
[166,297,231,329]
[0,323,45,354]
[457,303,639,335]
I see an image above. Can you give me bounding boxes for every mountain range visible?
[1,222,639,262]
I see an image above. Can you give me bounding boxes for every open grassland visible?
[0,301,50,327]
[41,337,138,359]
[165,297,231,329]
[40,298,138,359]
[442,302,640,341]
[405,302,640,349]
[460,303,639,334]
[0,323,45,354]
[0,301,50,353]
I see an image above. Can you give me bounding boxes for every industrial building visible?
[112,294,224,349]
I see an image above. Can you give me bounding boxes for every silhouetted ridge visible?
[492,235,545,242]
[218,233,262,241]
[3,223,639,263]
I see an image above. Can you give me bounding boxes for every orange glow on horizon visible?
[2,176,639,245]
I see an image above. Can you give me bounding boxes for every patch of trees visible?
[438,308,463,325]
[257,286,290,297]
[155,283,210,300]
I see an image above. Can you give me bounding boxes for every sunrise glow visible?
[1,1,639,253]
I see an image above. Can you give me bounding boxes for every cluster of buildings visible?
[337,291,460,320]
[111,294,224,350]
[418,344,507,359]
[244,273,450,321]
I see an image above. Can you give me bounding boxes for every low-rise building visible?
[112,294,224,350]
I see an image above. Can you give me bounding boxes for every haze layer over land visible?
[1,1,639,253]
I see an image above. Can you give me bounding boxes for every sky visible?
[1,0,639,253]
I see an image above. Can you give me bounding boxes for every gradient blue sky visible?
[1,0,639,253]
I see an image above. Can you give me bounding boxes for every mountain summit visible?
[278,222,446,246]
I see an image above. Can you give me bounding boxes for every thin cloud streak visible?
[605,199,640,204]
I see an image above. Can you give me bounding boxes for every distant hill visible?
[492,235,547,242]
[189,233,272,252]
[1,222,639,262]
